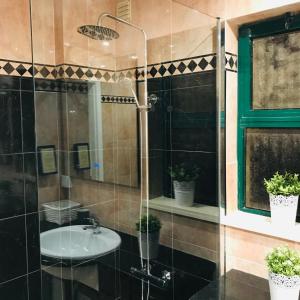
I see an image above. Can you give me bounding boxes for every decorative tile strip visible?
[136,54,217,80]
[0,52,236,82]
[35,78,89,93]
[60,64,115,82]
[225,52,237,72]
[101,95,135,104]
[0,59,34,77]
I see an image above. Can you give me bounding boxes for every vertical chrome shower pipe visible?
[216,17,226,300]
[98,14,150,274]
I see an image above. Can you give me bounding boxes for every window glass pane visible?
[245,128,300,217]
[252,31,300,109]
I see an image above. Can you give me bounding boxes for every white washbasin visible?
[41,225,121,260]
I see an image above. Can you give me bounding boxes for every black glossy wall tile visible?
[149,150,164,199]
[0,90,22,154]
[21,91,36,153]
[173,249,216,281]
[171,128,216,152]
[26,213,40,273]
[169,151,217,205]
[21,77,34,92]
[148,71,217,206]
[170,70,216,90]
[0,216,27,283]
[24,153,38,213]
[171,86,216,114]
[0,154,25,219]
[0,75,20,91]
[0,275,28,300]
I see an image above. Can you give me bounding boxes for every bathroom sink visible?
[40,225,121,261]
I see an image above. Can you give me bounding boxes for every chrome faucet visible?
[83,217,101,234]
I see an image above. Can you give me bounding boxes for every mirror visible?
[64,80,139,187]
[36,80,139,190]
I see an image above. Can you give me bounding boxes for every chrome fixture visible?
[77,24,119,40]
[78,13,149,112]
[78,12,151,276]
[83,217,101,234]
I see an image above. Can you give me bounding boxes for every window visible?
[238,13,300,219]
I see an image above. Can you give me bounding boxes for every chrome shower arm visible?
[96,13,148,107]
[97,13,145,35]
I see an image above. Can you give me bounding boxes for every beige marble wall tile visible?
[225,21,238,55]
[225,226,300,278]
[173,239,218,262]
[149,209,219,261]
[61,0,117,68]
[54,0,65,65]
[175,0,300,20]
[35,92,60,147]
[89,199,116,228]
[0,0,32,61]
[31,0,56,65]
[70,178,116,207]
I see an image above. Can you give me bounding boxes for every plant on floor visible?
[136,214,161,233]
[168,163,200,182]
[264,172,300,196]
[266,246,300,276]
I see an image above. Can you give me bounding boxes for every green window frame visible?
[238,13,300,217]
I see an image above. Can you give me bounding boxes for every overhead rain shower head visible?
[77,25,119,40]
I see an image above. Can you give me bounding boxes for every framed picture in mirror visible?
[73,143,91,170]
[37,145,57,175]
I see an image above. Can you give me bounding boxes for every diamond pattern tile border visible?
[0,52,238,83]
[101,95,135,104]
[136,54,217,80]
[225,53,237,72]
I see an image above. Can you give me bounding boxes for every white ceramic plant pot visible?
[173,181,195,207]
[138,231,160,260]
[269,272,300,300]
[269,194,299,229]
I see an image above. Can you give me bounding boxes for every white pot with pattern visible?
[269,194,299,228]
[269,272,300,300]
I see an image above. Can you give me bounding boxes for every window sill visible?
[221,211,300,242]
[144,197,219,223]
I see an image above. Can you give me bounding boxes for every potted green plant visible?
[266,246,300,300]
[169,163,200,207]
[136,214,161,260]
[264,172,300,228]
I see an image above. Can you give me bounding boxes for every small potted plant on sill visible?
[169,163,200,207]
[136,214,161,260]
[266,246,300,300]
[264,172,300,228]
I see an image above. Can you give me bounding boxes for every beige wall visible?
[175,0,300,19]
[225,227,300,279]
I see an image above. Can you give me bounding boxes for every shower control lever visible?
[130,265,172,289]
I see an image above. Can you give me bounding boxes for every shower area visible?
[0,0,224,299]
